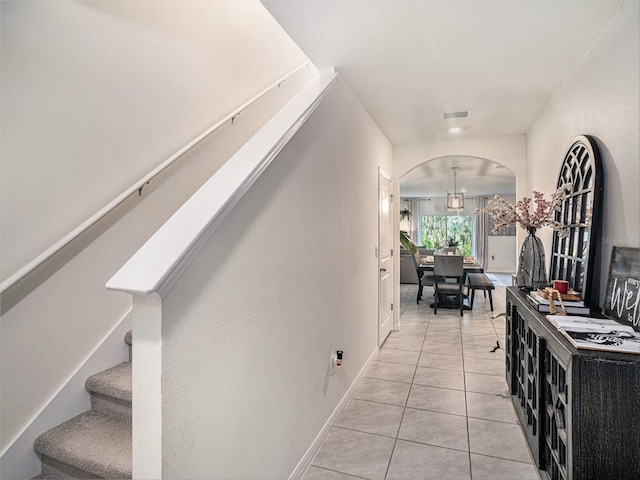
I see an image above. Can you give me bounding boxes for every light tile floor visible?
[303,278,542,480]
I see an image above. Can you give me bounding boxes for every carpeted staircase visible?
[31,332,133,479]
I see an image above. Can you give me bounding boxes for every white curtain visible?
[400,198,420,244]
[473,196,489,269]
[408,198,419,244]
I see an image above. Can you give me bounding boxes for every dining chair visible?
[433,255,465,316]
[411,251,435,304]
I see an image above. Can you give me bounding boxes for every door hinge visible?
[390,194,394,203]
[391,303,394,311]
[391,248,394,257]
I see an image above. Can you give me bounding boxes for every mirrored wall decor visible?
[549,135,603,305]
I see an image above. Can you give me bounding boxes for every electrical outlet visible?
[330,351,344,375]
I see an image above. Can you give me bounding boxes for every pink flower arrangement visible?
[476,185,572,236]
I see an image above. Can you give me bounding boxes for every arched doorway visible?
[399,155,517,273]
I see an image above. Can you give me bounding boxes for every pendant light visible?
[447,167,464,212]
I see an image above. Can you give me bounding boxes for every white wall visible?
[526,0,640,305]
[0,0,307,282]
[0,0,313,467]
[160,76,392,479]
[483,194,517,273]
[486,237,517,273]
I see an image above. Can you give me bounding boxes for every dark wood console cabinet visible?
[505,288,640,480]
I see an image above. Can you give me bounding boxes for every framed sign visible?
[603,246,640,331]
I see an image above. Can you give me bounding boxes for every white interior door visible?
[378,169,393,346]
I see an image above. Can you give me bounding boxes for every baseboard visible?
[0,309,132,480]
[288,346,380,480]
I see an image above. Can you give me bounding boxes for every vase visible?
[516,227,547,291]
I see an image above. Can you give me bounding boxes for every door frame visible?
[378,168,393,347]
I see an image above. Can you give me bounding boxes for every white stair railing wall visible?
[0,63,316,480]
[107,71,338,478]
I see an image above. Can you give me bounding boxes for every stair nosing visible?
[85,361,132,402]
[34,410,131,479]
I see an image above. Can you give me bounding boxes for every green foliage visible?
[421,215,472,255]
[400,230,418,254]
[399,208,412,221]
[421,217,447,250]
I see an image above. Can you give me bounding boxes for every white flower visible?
[475,184,573,235]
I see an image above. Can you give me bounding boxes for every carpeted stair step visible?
[34,410,131,479]
[85,362,132,420]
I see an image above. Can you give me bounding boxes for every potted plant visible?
[400,204,417,253]
[446,237,459,248]
[400,230,417,254]
[399,208,412,222]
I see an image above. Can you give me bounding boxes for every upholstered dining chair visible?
[433,255,465,316]
[411,251,435,304]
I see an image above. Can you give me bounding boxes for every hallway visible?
[302,281,541,480]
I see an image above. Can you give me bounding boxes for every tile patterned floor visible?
[303,280,541,480]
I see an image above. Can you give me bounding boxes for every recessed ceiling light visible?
[448,127,461,134]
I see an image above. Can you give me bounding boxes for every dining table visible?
[417,258,484,278]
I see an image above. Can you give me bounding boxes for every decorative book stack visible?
[526,289,591,315]
[544,315,640,354]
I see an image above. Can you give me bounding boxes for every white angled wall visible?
[526,0,640,305]
[0,0,307,281]
[160,76,392,479]
[0,0,312,471]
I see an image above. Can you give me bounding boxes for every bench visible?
[466,273,495,311]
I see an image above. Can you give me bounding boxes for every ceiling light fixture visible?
[447,167,464,212]
[448,127,461,134]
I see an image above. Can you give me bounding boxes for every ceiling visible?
[261,0,623,196]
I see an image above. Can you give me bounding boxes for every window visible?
[421,215,473,256]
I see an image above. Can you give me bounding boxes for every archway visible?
[399,155,517,274]
[391,136,526,327]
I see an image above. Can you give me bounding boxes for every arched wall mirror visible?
[549,135,603,306]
